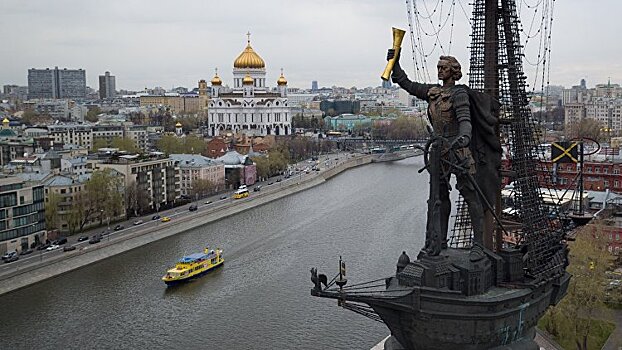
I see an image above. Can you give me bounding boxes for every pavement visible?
[0,152,373,296]
[603,308,622,350]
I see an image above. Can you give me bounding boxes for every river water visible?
[0,157,431,350]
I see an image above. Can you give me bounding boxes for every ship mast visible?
[483,0,500,251]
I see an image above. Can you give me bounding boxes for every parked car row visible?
[2,251,18,263]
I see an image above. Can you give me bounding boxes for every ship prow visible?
[311,247,570,349]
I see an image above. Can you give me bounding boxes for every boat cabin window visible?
[211,258,216,264]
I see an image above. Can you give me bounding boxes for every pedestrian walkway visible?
[603,308,622,350]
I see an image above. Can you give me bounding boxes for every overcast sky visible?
[0,0,617,91]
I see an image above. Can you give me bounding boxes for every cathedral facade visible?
[207,36,292,137]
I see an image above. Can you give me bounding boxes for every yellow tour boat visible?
[162,247,224,285]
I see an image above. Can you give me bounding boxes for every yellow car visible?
[161,216,171,222]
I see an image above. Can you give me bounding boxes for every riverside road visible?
[0,156,430,350]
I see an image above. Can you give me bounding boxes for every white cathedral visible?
[206,35,292,137]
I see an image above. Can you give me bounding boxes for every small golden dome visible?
[277,71,287,86]
[234,36,265,69]
[175,122,182,128]
[243,73,254,85]
[2,118,9,124]
[211,74,222,86]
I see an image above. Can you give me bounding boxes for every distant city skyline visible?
[1,0,619,91]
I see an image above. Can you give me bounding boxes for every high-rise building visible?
[0,176,46,253]
[27,67,86,99]
[98,71,116,99]
[311,80,318,92]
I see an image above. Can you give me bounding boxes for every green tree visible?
[68,169,125,232]
[267,149,288,175]
[191,179,214,199]
[44,192,62,231]
[86,106,101,122]
[21,110,37,125]
[92,138,109,150]
[387,116,426,140]
[20,110,53,126]
[66,192,89,234]
[111,137,140,153]
[184,135,206,154]
[125,181,150,217]
[251,156,270,180]
[179,115,200,130]
[540,223,613,350]
[156,134,184,154]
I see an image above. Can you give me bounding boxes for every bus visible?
[233,188,250,199]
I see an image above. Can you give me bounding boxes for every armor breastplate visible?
[428,88,459,137]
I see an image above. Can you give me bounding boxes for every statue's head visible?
[437,56,462,82]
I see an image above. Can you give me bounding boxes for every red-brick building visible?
[537,160,622,192]
[205,138,228,159]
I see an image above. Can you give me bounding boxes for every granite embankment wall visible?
[0,155,372,296]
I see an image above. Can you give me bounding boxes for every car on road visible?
[161,216,171,222]
[46,244,60,251]
[19,249,33,256]
[152,215,161,220]
[89,235,102,244]
[77,235,89,242]
[53,237,67,245]
[204,200,213,205]
[133,220,143,225]
[2,251,17,261]
[267,182,273,185]
[219,195,227,200]
[189,204,198,211]
[3,254,18,263]
[253,185,262,192]
[37,243,51,251]
[63,245,76,252]
[114,224,124,231]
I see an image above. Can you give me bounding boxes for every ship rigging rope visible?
[405,0,554,92]
[406,0,463,82]
[342,303,384,323]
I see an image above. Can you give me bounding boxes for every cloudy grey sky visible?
[0,0,617,91]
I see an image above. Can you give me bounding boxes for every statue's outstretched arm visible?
[387,49,431,101]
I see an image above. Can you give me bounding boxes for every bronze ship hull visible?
[311,248,570,349]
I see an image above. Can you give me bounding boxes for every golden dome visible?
[242,73,254,85]
[211,74,222,86]
[277,70,287,86]
[234,37,265,69]
[2,118,9,124]
[175,122,182,128]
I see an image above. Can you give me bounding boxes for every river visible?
[0,156,431,350]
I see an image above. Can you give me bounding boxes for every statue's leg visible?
[439,179,451,249]
[456,174,484,245]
